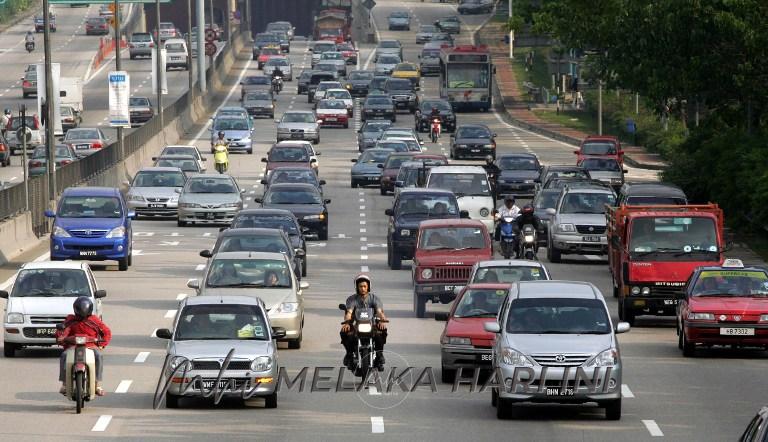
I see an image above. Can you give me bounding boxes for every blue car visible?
[45,187,134,271]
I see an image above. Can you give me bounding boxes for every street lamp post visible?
[114,0,124,161]
[42,0,56,205]
[155,0,163,139]
[186,0,193,90]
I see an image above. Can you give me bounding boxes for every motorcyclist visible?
[340,274,388,370]
[494,195,520,241]
[213,131,229,173]
[271,67,284,92]
[25,31,34,44]
[513,204,543,257]
[214,130,228,146]
[56,296,112,396]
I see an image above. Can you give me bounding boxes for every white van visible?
[426,165,494,233]
[164,38,189,70]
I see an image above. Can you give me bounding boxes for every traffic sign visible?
[16,127,32,144]
[205,43,217,57]
[204,28,217,42]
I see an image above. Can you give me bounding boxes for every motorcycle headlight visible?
[75,336,87,345]
[524,235,534,242]
[128,194,144,201]
[479,208,490,217]
[400,229,410,236]
[250,356,273,372]
[558,223,575,233]
[53,225,71,238]
[447,336,471,345]
[357,323,372,333]
[5,312,23,324]
[586,348,619,367]
[501,347,534,367]
[105,226,126,238]
[421,268,432,279]
[688,312,715,321]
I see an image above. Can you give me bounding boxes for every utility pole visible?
[43,0,56,204]
[186,0,193,90]
[196,0,206,92]
[155,0,164,137]
[597,80,603,135]
[244,0,251,37]
[114,0,124,160]
[20,105,29,212]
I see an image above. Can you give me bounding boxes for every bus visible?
[439,45,494,112]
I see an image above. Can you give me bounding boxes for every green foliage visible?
[0,0,33,23]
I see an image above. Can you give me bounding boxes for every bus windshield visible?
[446,63,490,88]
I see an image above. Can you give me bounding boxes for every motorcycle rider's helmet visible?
[521,204,534,216]
[485,155,494,165]
[73,296,94,319]
[353,273,372,293]
[217,131,225,138]
[3,108,10,115]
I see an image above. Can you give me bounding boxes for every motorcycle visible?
[213,142,229,174]
[57,325,102,414]
[430,117,441,143]
[25,41,34,52]
[518,224,538,260]
[339,304,388,379]
[271,75,283,94]
[497,214,516,259]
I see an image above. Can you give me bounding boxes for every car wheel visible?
[118,258,128,271]
[390,249,402,270]
[681,327,695,356]
[351,180,357,188]
[618,297,636,326]
[3,342,18,358]
[313,137,320,144]
[491,387,498,407]
[440,366,455,384]
[612,284,619,298]
[677,323,684,350]
[288,333,302,349]
[301,258,307,277]
[177,220,186,227]
[23,92,28,98]
[319,228,328,241]
[264,392,277,408]
[247,149,253,154]
[496,397,512,419]
[344,122,349,129]
[165,392,180,408]
[414,293,426,318]
[380,187,386,196]
[449,148,455,159]
[546,239,561,263]
[127,251,133,266]
[604,399,621,420]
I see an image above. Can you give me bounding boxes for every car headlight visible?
[400,229,410,236]
[304,214,322,220]
[558,223,575,233]
[221,202,241,208]
[455,144,467,148]
[524,235,534,242]
[446,336,471,345]
[688,312,715,321]
[167,356,191,372]
[421,268,432,279]
[586,348,619,367]
[53,225,71,237]
[641,287,651,295]
[105,226,126,238]
[179,203,201,208]
[278,302,298,313]
[631,286,641,295]
[251,356,273,372]
[169,195,179,203]
[345,84,352,89]
[484,144,495,148]
[128,194,144,201]
[479,208,490,217]
[501,347,534,367]
[5,312,23,324]
[523,180,534,184]
[760,314,768,322]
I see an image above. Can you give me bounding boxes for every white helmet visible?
[353,273,372,292]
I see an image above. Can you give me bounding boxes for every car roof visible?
[212,251,288,260]
[463,283,512,291]
[137,166,185,173]
[183,295,264,307]
[284,110,314,115]
[429,165,486,174]
[419,219,486,228]
[219,227,285,237]
[563,185,615,195]
[62,186,119,197]
[21,260,89,270]
[237,208,297,217]
[399,187,455,196]
[164,38,186,44]
[457,123,491,130]
[189,173,234,179]
[498,152,538,160]
[156,154,197,159]
[515,281,600,300]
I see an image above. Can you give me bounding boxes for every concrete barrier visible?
[0,212,46,266]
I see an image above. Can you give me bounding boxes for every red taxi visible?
[574,135,625,166]
[677,259,768,356]
[315,99,349,128]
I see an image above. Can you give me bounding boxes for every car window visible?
[161,147,197,158]
[65,129,100,140]
[420,25,437,32]
[243,76,270,85]
[456,126,491,138]
[206,258,292,288]
[377,141,408,152]
[233,215,299,234]
[378,55,401,64]
[174,304,270,341]
[165,43,185,52]
[133,171,185,187]
[379,41,400,48]
[534,191,560,210]
[129,98,150,107]
[499,156,538,170]
[155,158,198,171]
[691,269,768,297]
[269,147,309,162]
[581,158,621,171]
[214,119,249,131]
[217,236,289,254]
[132,33,151,42]
[366,97,393,105]
[506,298,611,334]
[186,177,237,193]
[419,227,486,250]
[421,101,451,111]
[32,146,70,159]
[384,154,414,168]
[58,196,122,218]
[319,100,346,109]
[266,189,321,205]
[267,58,289,66]
[581,141,617,155]
[358,150,391,163]
[472,266,548,284]
[396,64,416,71]
[348,72,373,80]
[559,192,615,214]
[386,79,412,90]
[282,113,315,123]
[327,90,351,99]
[453,289,506,318]
[60,107,74,116]
[270,169,318,185]
[396,194,458,217]
[11,269,90,297]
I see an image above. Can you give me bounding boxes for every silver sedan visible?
[177,174,244,226]
[275,111,321,144]
[125,167,187,218]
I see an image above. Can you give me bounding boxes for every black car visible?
[307,72,337,101]
[616,182,688,206]
[350,148,393,188]
[495,153,541,198]
[384,78,418,113]
[261,166,326,192]
[532,188,561,246]
[256,183,331,240]
[414,99,456,133]
[435,16,460,34]
[200,227,305,279]
[357,120,393,151]
[344,70,374,97]
[229,209,308,276]
[296,70,315,95]
[449,124,497,159]
[430,32,455,46]
[361,95,396,122]
[416,24,438,44]
[458,0,494,14]
[385,188,464,269]
[369,75,389,94]
[240,75,271,100]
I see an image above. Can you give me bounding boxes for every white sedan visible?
[264,56,293,81]
[324,89,354,116]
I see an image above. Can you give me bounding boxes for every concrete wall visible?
[0,212,45,266]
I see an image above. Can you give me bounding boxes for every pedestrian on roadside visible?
[0,109,10,137]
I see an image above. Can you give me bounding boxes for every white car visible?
[263,57,293,81]
[313,81,343,102]
[426,166,495,233]
[158,145,207,172]
[164,38,189,70]
[324,89,354,115]
[2,261,106,357]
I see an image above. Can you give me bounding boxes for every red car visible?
[677,259,768,356]
[574,135,624,166]
[85,17,109,35]
[436,283,508,382]
[315,99,349,128]
[261,144,314,178]
[257,47,281,69]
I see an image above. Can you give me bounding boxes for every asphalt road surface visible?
[0,0,763,440]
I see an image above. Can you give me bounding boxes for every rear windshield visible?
[232,215,299,234]
[471,266,548,284]
[386,79,412,90]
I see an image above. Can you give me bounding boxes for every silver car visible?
[208,116,254,154]
[177,174,244,226]
[485,281,630,420]
[187,251,308,348]
[275,111,321,144]
[263,57,293,81]
[319,52,347,77]
[125,167,186,218]
[128,32,154,59]
[155,295,283,408]
[579,157,627,189]
[375,39,403,60]
[546,186,616,262]
[374,54,401,76]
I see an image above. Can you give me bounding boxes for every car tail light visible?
[60,160,72,165]
[91,143,103,149]
[149,42,154,48]
[63,117,73,122]
[0,144,6,152]
[29,160,43,167]
[23,80,31,87]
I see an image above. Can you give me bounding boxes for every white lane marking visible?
[115,380,133,393]
[134,352,150,363]
[195,264,205,271]
[359,205,365,210]
[583,255,600,261]
[361,255,368,260]
[621,384,635,398]
[134,231,155,236]
[176,293,188,301]
[360,220,366,225]
[492,111,575,148]
[164,309,177,318]
[642,420,664,437]
[370,416,385,433]
[91,415,113,432]
[9,176,17,181]
[360,228,366,233]
[361,246,368,251]
[203,232,212,237]
[360,237,367,242]
[369,386,381,396]
[361,266,369,272]
[337,233,346,238]
[358,191,364,195]
[192,56,254,142]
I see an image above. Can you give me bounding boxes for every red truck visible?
[575,135,624,166]
[606,204,725,325]
[313,9,351,43]
[412,219,493,318]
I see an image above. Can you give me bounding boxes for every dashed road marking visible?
[361,265,369,272]
[360,228,366,233]
[361,246,368,251]
[176,293,188,301]
[195,264,205,271]
[370,417,384,433]
[360,237,367,242]
[642,420,664,437]
[115,380,132,393]
[360,220,366,225]
[361,255,368,260]
[134,352,150,363]
[164,309,177,318]
[621,384,635,398]
[91,415,112,432]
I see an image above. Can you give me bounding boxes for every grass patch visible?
[509,47,550,98]
[532,109,597,133]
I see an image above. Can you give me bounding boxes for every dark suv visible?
[307,72,337,102]
[414,99,456,132]
[385,188,464,269]
[384,78,418,113]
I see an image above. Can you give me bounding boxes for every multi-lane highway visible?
[0,0,764,440]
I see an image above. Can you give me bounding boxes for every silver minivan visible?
[484,280,630,420]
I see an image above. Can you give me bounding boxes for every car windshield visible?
[256,34,279,43]
[132,33,151,42]
[421,101,451,111]
[358,150,390,163]
[456,126,491,138]
[243,76,270,85]
[447,63,490,88]
[266,189,321,205]
[316,64,336,72]
[559,192,615,214]
[129,98,150,107]
[581,158,621,171]
[32,146,70,159]
[499,156,538,170]
[363,123,391,133]
[396,64,416,71]
[245,91,270,100]
[625,196,687,205]
[379,55,401,64]
[472,266,548,284]
[60,107,74,116]
[87,18,104,24]
[233,215,299,234]
[327,90,351,99]
[396,194,458,217]
[378,141,408,152]
[65,129,100,140]
[534,191,560,210]
[419,227,486,250]
[506,298,611,334]
[314,43,336,52]
[427,173,491,197]
[453,289,506,318]
[269,147,309,162]
[213,119,249,131]
[691,270,768,297]
[270,169,318,185]
[133,171,185,187]
[379,41,399,48]
[267,58,289,66]
[319,100,346,109]
[385,155,414,168]
[546,170,589,181]
[629,216,719,259]
[186,177,237,193]
[174,304,270,341]
[386,79,411,90]
[217,235,289,254]
[582,141,617,155]
[11,116,36,130]
[349,72,373,80]
[318,82,342,91]
[155,158,198,171]
[282,113,315,123]
[58,196,122,218]
[218,110,248,119]
[422,49,440,58]
[159,23,174,29]
[366,97,392,105]
[11,269,90,297]
[205,258,292,288]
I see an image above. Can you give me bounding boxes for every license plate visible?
[148,203,166,208]
[477,353,493,362]
[205,212,215,220]
[582,236,601,242]
[76,144,90,150]
[720,327,755,336]
[197,379,233,389]
[471,149,480,153]
[291,133,303,139]
[326,117,337,121]
[79,250,98,256]
[546,388,575,396]
[367,176,378,181]
[663,299,678,305]
[444,285,455,291]
[36,328,56,336]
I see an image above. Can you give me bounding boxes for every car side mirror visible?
[174,188,182,194]
[301,226,310,233]
[623,169,629,173]
[384,208,394,216]
[271,327,287,339]
[199,250,212,258]
[261,157,267,162]
[155,328,173,339]
[394,180,403,187]
[201,157,207,161]
[324,199,331,204]
[300,281,310,290]
[434,312,449,321]
[453,286,464,296]
[94,289,107,299]
[295,248,305,257]
[315,152,322,156]
[572,151,578,155]
[319,180,326,185]
[122,180,130,186]
[127,211,136,219]
[377,164,384,169]
[316,120,323,124]
[44,210,55,218]
[253,197,263,203]
[187,279,200,289]
[310,158,317,163]
[350,159,358,163]
[459,210,470,218]
[483,321,501,333]
[546,208,556,216]
[615,322,630,334]
[260,179,268,184]
[0,290,8,299]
